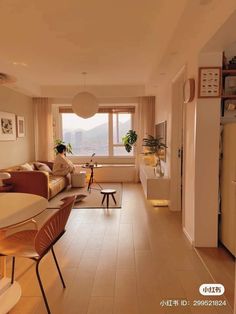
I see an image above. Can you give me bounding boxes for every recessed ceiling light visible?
[12,62,28,67]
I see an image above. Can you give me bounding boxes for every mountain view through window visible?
[62,113,132,156]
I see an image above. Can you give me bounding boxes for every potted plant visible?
[122,130,138,153]
[54,139,73,155]
[142,135,167,176]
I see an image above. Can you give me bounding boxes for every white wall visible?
[0,86,35,168]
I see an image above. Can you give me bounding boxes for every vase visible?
[154,158,164,177]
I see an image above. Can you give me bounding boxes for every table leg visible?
[0,231,6,279]
[0,257,6,279]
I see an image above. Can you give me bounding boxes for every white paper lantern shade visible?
[72,91,98,118]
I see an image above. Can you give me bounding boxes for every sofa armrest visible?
[6,171,50,199]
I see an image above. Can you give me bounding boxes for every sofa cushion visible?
[18,163,35,171]
[49,175,67,199]
[34,162,52,173]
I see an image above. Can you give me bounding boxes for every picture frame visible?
[0,111,16,141]
[155,120,167,162]
[17,116,25,137]
[198,67,221,98]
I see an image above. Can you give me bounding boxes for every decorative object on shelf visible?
[224,76,236,95]
[0,172,11,186]
[198,67,221,98]
[228,56,236,69]
[72,72,98,118]
[16,116,25,137]
[54,139,73,155]
[183,78,195,103]
[142,135,167,177]
[0,111,16,141]
[122,129,138,153]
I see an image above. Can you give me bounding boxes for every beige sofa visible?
[2,161,68,200]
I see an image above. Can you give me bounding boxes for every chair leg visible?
[106,195,109,209]
[101,194,106,204]
[111,194,117,204]
[51,247,66,288]
[11,257,15,284]
[36,259,51,314]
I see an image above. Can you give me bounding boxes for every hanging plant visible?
[122,130,138,153]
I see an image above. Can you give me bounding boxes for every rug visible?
[48,183,122,209]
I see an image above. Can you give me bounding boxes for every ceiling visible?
[0,0,230,97]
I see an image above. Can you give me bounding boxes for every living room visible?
[0,1,236,314]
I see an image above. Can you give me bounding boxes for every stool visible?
[71,171,86,188]
[101,189,117,209]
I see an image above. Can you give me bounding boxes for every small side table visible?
[101,189,117,210]
[82,164,103,192]
[0,184,13,193]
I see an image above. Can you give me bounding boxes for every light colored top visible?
[53,154,75,176]
[0,193,48,229]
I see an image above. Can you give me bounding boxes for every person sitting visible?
[53,144,75,178]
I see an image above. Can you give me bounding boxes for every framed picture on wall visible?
[17,116,25,137]
[198,67,221,98]
[0,111,16,141]
[155,120,167,162]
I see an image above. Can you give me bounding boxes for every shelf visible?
[220,117,236,124]
[222,69,236,75]
[221,95,236,99]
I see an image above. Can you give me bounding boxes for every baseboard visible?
[183,227,194,245]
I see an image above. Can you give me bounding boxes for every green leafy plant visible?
[122,130,138,153]
[142,135,167,155]
[142,135,167,176]
[54,139,73,155]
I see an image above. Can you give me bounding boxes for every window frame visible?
[58,106,135,163]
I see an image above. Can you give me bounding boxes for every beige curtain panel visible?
[33,98,54,161]
[134,96,155,182]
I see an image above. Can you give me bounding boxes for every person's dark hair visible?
[56,144,67,154]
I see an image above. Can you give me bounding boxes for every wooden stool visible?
[101,189,117,209]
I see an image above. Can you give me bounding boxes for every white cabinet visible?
[139,163,170,200]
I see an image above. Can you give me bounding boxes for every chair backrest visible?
[34,195,76,256]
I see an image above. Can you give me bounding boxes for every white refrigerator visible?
[220,122,236,257]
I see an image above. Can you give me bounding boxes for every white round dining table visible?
[0,193,48,314]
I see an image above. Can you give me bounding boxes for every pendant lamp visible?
[72,72,98,118]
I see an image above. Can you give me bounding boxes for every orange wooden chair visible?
[0,195,76,314]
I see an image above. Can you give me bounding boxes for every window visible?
[60,106,134,157]
[113,113,132,156]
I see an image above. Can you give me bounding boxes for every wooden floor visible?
[8,183,234,314]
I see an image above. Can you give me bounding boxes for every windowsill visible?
[68,155,135,165]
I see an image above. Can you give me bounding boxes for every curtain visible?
[33,98,54,161]
[134,96,155,182]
